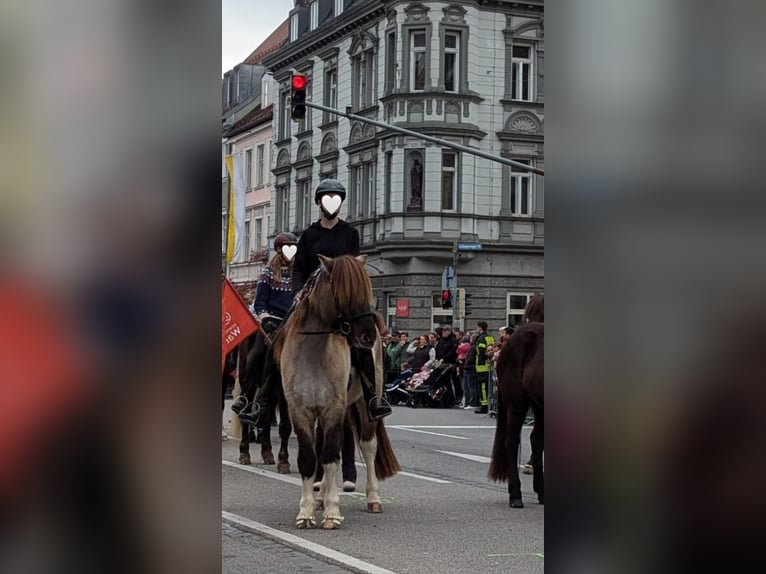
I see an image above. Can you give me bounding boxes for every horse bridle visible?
[300,309,377,337]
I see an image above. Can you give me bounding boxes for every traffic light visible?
[463,292,473,316]
[441,289,452,309]
[456,288,466,319]
[291,74,307,120]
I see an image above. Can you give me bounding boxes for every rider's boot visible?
[355,348,392,421]
[238,348,278,428]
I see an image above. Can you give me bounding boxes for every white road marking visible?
[390,425,496,429]
[222,511,399,574]
[387,426,468,440]
[354,462,451,484]
[437,450,493,463]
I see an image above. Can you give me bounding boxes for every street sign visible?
[457,242,483,251]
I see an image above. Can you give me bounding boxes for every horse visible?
[232,334,293,474]
[273,254,401,529]
[488,294,544,507]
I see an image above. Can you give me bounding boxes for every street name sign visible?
[457,242,483,251]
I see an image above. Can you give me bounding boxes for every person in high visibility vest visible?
[474,320,495,414]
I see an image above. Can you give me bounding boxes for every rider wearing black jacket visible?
[247,179,392,427]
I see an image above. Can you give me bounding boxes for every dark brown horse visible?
[273,254,400,529]
[489,294,544,507]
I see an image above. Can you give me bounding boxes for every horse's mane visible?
[524,293,544,323]
[273,255,381,360]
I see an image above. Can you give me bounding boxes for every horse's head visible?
[524,293,544,323]
[317,254,380,348]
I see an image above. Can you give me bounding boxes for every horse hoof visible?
[510,498,524,508]
[296,518,316,529]
[314,499,324,511]
[262,455,275,465]
[277,463,291,474]
[367,502,383,513]
[321,516,343,530]
[238,453,251,465]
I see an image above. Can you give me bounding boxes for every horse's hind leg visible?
[293,421,318,529]
[318,421,344,529]
[359,427,382,513]
[238,422,251,465]
[508,400,528,508]
[530,405,544,504]
[277,399,292,474]
[260,405,275,465]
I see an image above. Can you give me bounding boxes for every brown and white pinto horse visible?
[489,293,544,507]
[273,254,400,529]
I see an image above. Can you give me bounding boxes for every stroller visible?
[405,361,457,409]
[383,368,412,406]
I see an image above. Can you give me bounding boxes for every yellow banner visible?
[225,155,234,263]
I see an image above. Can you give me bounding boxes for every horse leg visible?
[260,404,275,465]
[508,401,528,508]
[318,421,344,529]
[238,420,251,465]
[358,425,382,513]
[530,404,544,504]
[293,422,318,529]
[276,399,292,474]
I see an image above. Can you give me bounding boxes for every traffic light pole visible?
[304,101,544,176]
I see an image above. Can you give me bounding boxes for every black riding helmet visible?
[274,232,298,251]
[314,178,346,202]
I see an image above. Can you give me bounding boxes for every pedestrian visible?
[384,331,402,384]
[474,321,495,414]
[396,332,412,366]
[434,324,459,402]
[407,334,434,371]
[456,335,471,407]
[232,232,297,427]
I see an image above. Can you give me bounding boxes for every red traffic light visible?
[442,290,450,299]
[292,74,307,90]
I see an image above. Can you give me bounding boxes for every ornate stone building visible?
[263,0,544,332]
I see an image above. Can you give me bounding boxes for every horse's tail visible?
[488,381,510,482]
[374,421,401,480]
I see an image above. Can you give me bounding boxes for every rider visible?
[233,232,297,426]
[250,178,392,424]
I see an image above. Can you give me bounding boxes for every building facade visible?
[263,0,544,332]
[222,21,289,296]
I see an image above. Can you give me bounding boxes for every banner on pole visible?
[222,278,258,371]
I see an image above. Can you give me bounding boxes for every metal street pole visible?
[305,101,544,176]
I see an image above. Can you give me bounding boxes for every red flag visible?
[222,278,258,371]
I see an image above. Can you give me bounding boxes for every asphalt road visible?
[222,402,543,574]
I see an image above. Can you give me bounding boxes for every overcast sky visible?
[222,0,294,75]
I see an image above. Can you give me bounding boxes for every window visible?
[366,162,376,217]
[290,13,299,42]
[276,184,290,231]
[323,67,337,123]
[297,180,311,229]
[278,89,290,140]
[509,159,533,216]
[511,45,533,101]
[349,165,361,219]
[441,151,457,210]
[310,1,318,30]
[507,293,538,329]
[255,144,265,186]
[384,151,392,212]
[254,218,263,249]
[245,149,253,191]
[352,50,375,109]
[335,0,343,17]
[444,32,460,92]
[262,75,271,107]
[235,70,240,102]
[411,31,427,91]
[385,32,396,93]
